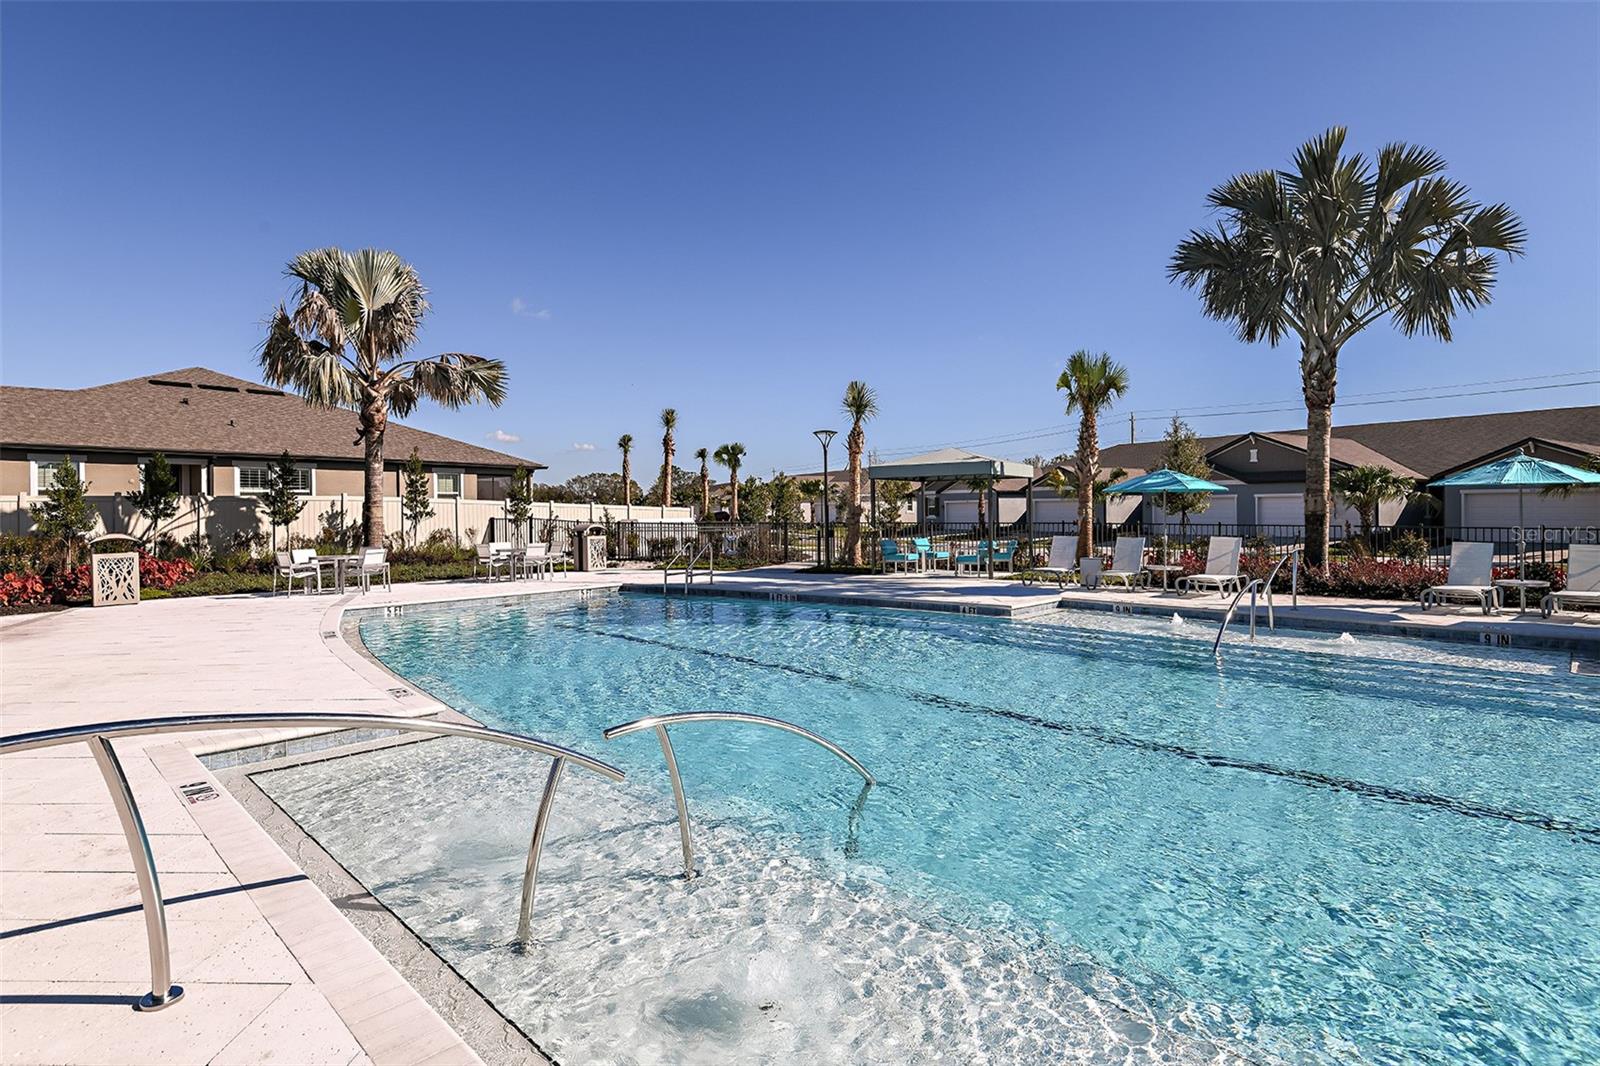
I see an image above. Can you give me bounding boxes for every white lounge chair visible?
[1102,536,1147,591]
[347,547,391,594]
[1023,535,1078,588]
[1543,544,1600,618]
[1176,536,1243,597]
[273,550,319,595]
[1420,541,1499,614]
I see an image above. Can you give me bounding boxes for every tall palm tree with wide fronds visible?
[660,409,678,509]
[260,247,506,547]
[840,381,879,565]
[964,476,996,540]
[713,443,745,520]
[1056,351,1129,560]
[1170,128,1525,568]
[617,434,634,507]
[694,447,711,516]
[1331,464,1418,550]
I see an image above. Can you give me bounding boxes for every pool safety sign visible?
[179,781,220,805]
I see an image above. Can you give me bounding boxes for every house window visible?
[237,463,311,495]
[29,454,85,495]
[434,469,463,497]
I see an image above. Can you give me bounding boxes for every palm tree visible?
[660,409,678,509]
[839,381,880,565]
[713,443,746,520]
[798,478,824,524]
[1055,351,1130,560]
[695,447,711,516]
[617,434,634,507]
[1170,128,1525,568]
[260,247,506,546]
[1331,464,1417,551]
[964,476,996,540]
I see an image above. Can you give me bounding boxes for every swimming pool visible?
[260,592,1600,1064]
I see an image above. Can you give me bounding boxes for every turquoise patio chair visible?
[955,539,993,575]
[880,539,920,574]
[912,537,951,570]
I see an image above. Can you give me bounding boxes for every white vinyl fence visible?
[0,494,695,548]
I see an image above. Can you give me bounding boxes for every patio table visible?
[311,553,364,593]
[1494,578,1550,615]
[1144,563,1183,591]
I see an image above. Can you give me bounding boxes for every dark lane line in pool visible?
[555,622,1600,845]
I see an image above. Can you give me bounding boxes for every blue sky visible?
[3,2,1596,482]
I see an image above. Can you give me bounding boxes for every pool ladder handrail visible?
[603,710,874,879]
[0,712,625,1012]
[1213,547,1301,656]
[662,541,715,594]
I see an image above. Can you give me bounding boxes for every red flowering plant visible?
[139,552,195,590]
[0,571,51,607]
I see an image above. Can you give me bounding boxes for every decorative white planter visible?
[92,552,140,607]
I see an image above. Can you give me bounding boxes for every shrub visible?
[0,571,50,607]
[1389,530,1430,564]
[0,534,45,577]
[139,553,195,590]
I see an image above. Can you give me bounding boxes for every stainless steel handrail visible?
[1213,547,1301,656]
[662,542,715,594]
[603,711,874,879]
[0,712,624,1011]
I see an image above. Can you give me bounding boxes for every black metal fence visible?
[485,516,1594,571]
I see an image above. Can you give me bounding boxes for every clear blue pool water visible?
[330,592,1598,1064]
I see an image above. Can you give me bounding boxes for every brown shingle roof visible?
[0,366,542,469]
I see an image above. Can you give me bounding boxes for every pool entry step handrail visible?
[1213,547,1302,656]
[0,712,625,1012]
[661,541,715,594]
[603,710,875,879]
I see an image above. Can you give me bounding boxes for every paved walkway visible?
[3,565,1594,1065]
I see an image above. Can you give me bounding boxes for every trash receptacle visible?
[572,524,607,572]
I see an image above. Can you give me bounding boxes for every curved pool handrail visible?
[0,712,624,1012]
[604,710,875,785]
[604,710,875,879]
[1213,547,1301,656]
[0,712,625,780]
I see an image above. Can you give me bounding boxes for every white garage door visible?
[1255,494,1303,525]
[1150,495,1238,526]
[1461,489,1600,529]
[1255,493,1362,528]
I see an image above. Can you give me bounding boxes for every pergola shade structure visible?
[868,449,1039,577]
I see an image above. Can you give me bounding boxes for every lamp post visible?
[813,429,837,567]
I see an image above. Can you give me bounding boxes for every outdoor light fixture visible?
[813,429,838,566]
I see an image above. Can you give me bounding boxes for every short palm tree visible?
[1170,127,1525,567]
[660,409,678,509]
[695,447,711,516]
[617,434,634,507]
[1056,351,1129,559]
[1331,464,1417,550]
[798,478,824,523]
[964,476,996,540]
[841,381,879,565]
[713,442,746,520]
[260,247,506,546]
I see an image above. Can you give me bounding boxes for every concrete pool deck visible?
[3,565,1596,1064]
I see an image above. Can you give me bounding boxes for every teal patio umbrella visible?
[1104,468,1231,588]
[1430,449,1600,584]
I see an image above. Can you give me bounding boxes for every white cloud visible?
[510,298,551,320]
[486,429,521,444]
[571,442,596,452]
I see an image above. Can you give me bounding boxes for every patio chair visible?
[474,542,512,581]
[880,539,920,573]
[523,542,559,580]
[912,537,951,571]
[1101,536,1148,591]
[272,550,320,595]
[1419,541,1499,615]
[347,547,391,595]
[955,539,997,575]
[990,540,1017,572]
[1176,536,1243,597]
[1543,544,1600,617]
[1022,535,1078,589]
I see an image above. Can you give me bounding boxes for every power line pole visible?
[1129,413,1136,444]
